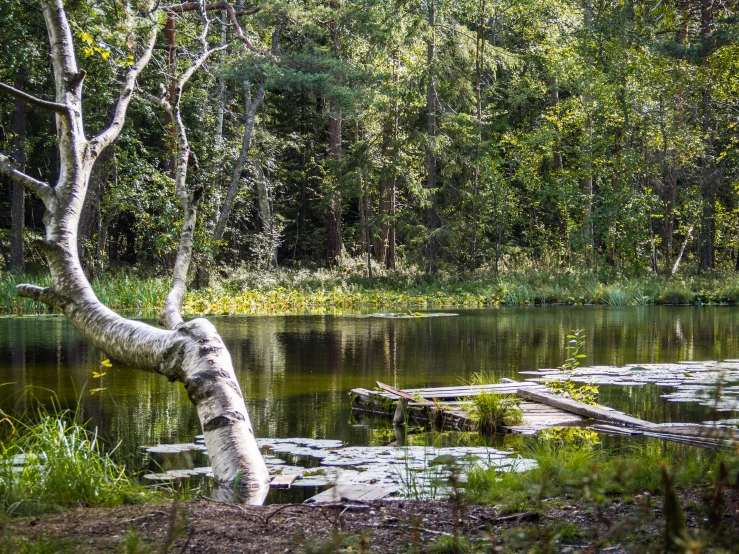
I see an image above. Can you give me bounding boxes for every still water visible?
[1,306,738,458]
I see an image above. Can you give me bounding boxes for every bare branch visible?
[165,1,274,59]
[0,82,70,116]
[0,153,55,206]
[164,2,260,16]
[91,27,159,153]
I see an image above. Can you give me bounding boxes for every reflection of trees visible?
[2,307,739,451]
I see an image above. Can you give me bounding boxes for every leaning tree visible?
[0,0,269,503]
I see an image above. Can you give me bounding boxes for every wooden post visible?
[393,397,408,426]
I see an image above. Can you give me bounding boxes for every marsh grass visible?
[0,402,154,516]
[0,271,168,315]
[5,265,739,315]
[469,392,523,434]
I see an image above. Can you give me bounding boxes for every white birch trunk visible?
[0,0,269,504]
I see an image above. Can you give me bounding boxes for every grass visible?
[465,372,523,434]
[465,435,737,513]
[0,403,156,517]
[4,264,739,315]
[0,270,169,315]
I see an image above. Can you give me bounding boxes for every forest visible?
[2,0,738,279]
[2,2,739,552]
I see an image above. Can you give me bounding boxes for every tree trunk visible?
[1,0,268,503]
[212,24,280,250]
[377,51,399,270]
[79,145,111,273]
[253,162,277,266]
[698,2,716,271]
[425,1,441,272]
[326,104,343,267]
[10,70,27,271]
[212,79,266,245]
[550,76,562,170]
[163,13,177,176]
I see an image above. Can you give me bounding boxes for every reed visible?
[5,265,739,315]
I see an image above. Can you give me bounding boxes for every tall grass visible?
[0,271,169,315]
[465,372,523,434]
[5,265,739,315]
[0,404,152,516]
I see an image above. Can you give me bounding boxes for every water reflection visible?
[0,306,737,458]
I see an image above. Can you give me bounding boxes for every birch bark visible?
[0,0,269,504]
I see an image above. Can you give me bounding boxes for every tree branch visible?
[0,153,55,206]
[91,27,159,153]
[16,284,70,311]
[0,82,70,115]
[165,1,273,59]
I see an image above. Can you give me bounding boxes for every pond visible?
[1,306,738,497]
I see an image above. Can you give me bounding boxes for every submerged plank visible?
[304,484,398,504]
[270,474,298,488]
[517,389,655,428]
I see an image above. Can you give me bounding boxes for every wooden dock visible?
[351,379,737,447]
[352,380,662,434]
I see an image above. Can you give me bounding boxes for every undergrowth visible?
[0,403,156,517]
[465,435,737,513]
[5,266,739,315]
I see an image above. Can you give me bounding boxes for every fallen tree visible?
[0,0,269,503]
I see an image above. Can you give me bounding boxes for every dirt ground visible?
[1,487,738,553]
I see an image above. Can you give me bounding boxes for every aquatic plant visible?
[6,267,739,315]
[546,329,599,405]
[463,372,524,434]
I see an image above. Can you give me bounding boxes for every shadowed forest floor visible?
[2,486,738,553]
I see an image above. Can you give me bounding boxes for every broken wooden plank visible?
[270,475,298,488]
[375,381,437,406]
[516,389,655,428]
[304,484,398,504]
[592,424,644,436]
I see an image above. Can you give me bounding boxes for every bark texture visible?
[10,71,27,270]
[1,0,269,504]
[425,1,441,272]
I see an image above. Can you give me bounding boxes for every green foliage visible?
[0,404,154,517]
[545,329,599,405]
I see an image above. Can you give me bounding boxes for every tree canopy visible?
[2,0,739,276]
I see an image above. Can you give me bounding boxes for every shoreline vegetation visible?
[1,408,737,551]
[4,266,739,316]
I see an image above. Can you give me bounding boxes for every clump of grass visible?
[470,391,523,434]
[656,286,693,305]
[0,405,153,516]
[465,372,523,434]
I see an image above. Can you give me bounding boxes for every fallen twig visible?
[123,510,170,524]
[197,494,266,524]
[265,502,370,523]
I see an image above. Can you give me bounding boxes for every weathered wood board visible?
[351,382,585,433]
[305,484,398,504]
[516,389,655,428]
[270,474,298,488]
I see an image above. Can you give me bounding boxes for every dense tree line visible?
[2,0,739,277]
